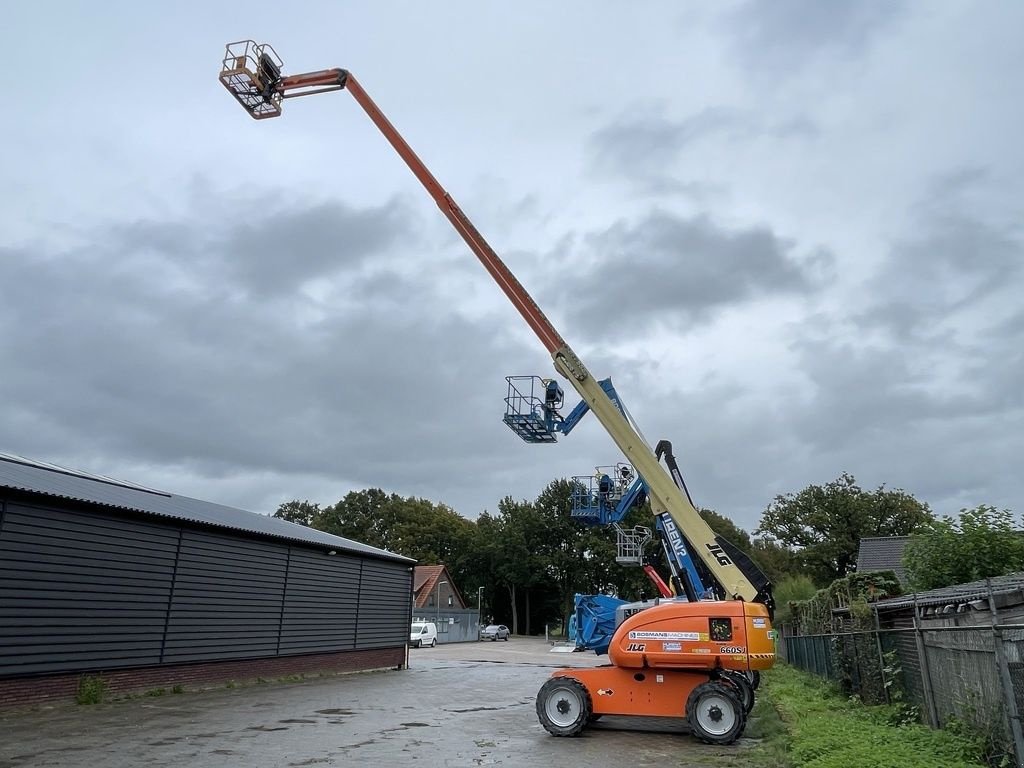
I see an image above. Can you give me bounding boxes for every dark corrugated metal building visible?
[0,453,414,706]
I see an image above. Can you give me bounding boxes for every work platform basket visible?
[570,463,636,525]
[614,524,653,566]
[502,376,560,443]
[219,40,284,119]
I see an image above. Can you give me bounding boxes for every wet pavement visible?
[0,638,761,767]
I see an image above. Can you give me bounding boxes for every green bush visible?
[76,675,107,705]
[774,574,818,625]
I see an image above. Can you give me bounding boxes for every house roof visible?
[856,536,911,584]
[0,453,413,564]
[873,571,1024,611]
[414,565,445,594]
[413,564,466,608]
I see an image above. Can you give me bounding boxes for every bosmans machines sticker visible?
[628,631,700,641]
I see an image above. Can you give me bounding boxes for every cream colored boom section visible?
[335,72,757,601]
[550,349,757,601]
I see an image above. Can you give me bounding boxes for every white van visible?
[409,622,438,648]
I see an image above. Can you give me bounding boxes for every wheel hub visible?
[707,704,723,722]
[556,698,572,715]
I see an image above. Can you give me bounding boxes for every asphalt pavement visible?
[0,638,762,767]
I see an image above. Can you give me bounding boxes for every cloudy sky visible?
[2,2,1021,533]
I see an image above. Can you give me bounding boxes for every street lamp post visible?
[435,580,448,627]
[477,586,484,621]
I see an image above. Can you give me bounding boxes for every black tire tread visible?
[685,681,747,745]
[536,677,592,737]
[721,671,755,714]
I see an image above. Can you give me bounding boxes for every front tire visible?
[536,677,591,737]
[430,638,436,648]
[686,681,746,745]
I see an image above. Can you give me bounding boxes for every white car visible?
[410,622,438,647]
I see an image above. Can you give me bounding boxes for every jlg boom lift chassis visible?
[218,41,776,745]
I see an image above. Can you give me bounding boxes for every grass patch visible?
[76,675,107,705]
[753,665,987,768]
[145,687,167,697]
[171,684,184,694]
[745,686,792,767]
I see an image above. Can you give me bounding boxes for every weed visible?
[746,692,792,767]
[171,684,184,694]
[76,675,107,705]
[145,687,166,697]
[755,664,987,768]
[946,711,1015,767]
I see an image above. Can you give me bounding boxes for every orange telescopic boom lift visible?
[218,41,776,745]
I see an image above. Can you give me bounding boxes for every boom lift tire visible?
[686,681,747,745]
[536,677,592,737]
[720,670,755,714]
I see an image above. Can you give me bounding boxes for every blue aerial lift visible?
[505,375,722,653]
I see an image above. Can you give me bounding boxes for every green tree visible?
[749,537,799,584]
[698,509,800,585]
[273,500,321,527]
[700,508,752,553]
[903,505,1024,591]
[490,496,547,635]
[756,473,933,586]
[772,573,818,625]
[276,489,477,588]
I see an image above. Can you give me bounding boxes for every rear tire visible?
[536,677,591,737]
[720,671,755,714]
[686,681,746,745]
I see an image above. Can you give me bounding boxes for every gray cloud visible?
[855,169,1022,342]
[558,210,830,338]
[96,195,412,299]
[220,199,411,297]
[0,193,550,516]
[2,1,1020,536]
[588,108,817,196]
[765,170,1024,520]
[727,0,907,73]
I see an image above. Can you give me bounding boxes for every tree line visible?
[275,472,1021,633]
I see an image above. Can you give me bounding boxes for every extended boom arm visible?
[219,42,771,608]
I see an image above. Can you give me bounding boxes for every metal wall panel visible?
[356,559,413,649]
[0,502,177,676]
[280,549,361,654]
[163,530,288,663]
[0,494,413,679]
